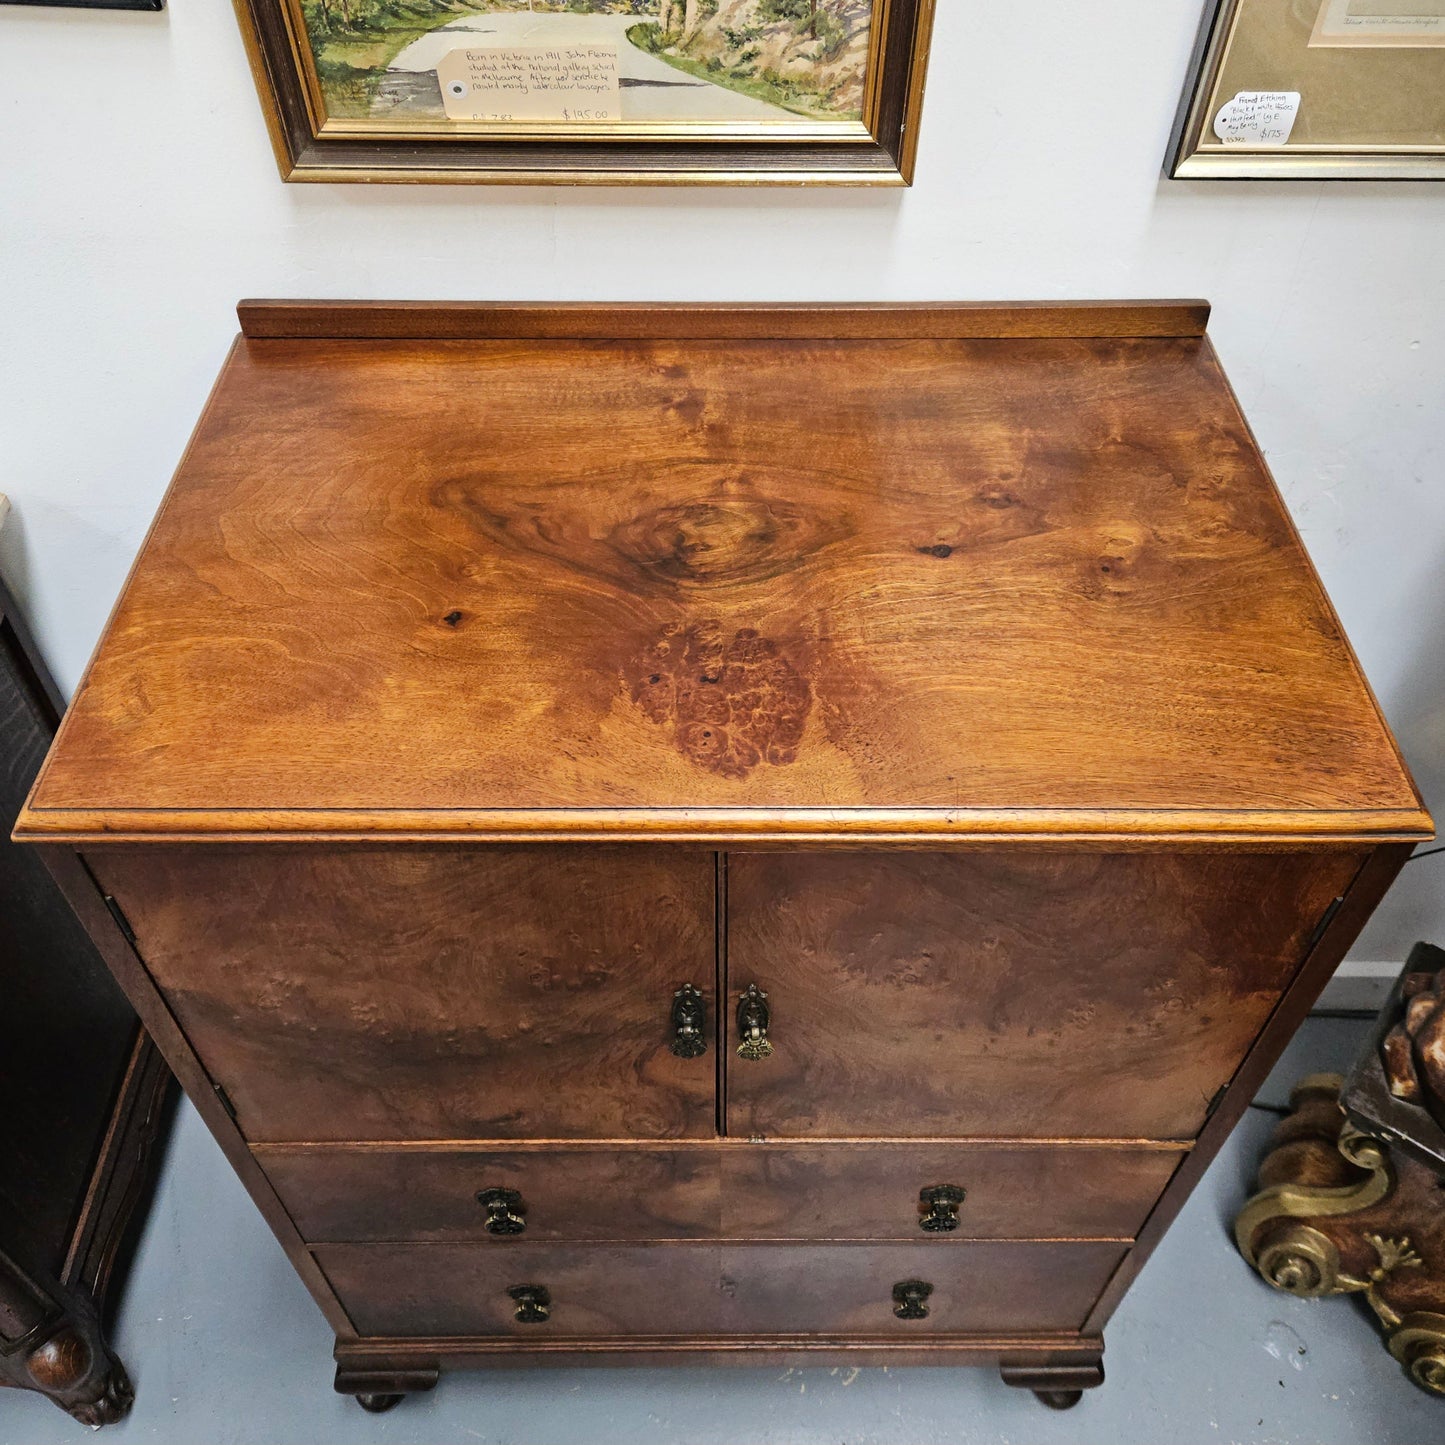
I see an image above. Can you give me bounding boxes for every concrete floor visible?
[5,1016,1443,1444]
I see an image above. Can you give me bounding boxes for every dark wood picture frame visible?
[232,0,936,184]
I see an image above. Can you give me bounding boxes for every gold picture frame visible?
[233,0,935,184]
[1171,0,1445,178]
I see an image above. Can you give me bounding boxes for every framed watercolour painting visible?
[233,0,936,184]
[1172,0,1445,177]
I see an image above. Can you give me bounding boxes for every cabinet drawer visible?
[265,1147,721,1242]
[720,1143,1179,1240]
[316,1241,1127,1338]
[268,1142,1177,1244]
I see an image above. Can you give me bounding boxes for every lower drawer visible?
[263,1143,1179,1243]
[316,1241,1127,1338]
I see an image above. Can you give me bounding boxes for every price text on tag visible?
[437,45,621,122]
[1213,91,1301,146]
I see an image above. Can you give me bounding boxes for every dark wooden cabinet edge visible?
[1080,841,1415,1334]
[0,1032,174,1426]
[34,845,358,1341]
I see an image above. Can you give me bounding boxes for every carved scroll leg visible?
[1000,1359,1104,1410]
[334,1360,440,1413]
[1388,1312,1445,1397]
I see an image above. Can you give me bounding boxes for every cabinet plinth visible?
[15,301,1430,1409]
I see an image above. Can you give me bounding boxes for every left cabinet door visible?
[89,846,717,1142]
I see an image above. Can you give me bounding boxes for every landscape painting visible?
[297,0,875,126]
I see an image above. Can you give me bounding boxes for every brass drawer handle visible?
[670,983,708,1059]
[508,1284,551,1324]
[919,1184,966,1233]
[477,1186,526,1236]
[892,1279,933,1320]
[736,983,773,1060]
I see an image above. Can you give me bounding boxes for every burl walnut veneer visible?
[14,300,1431,1413]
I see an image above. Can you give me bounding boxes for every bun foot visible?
[356,1393,404,1414]
[335,1358,439,1411]
[1034,1389,1084,1410]
[1000,1356,1103,1407]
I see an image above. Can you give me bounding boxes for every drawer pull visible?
[919,1184,966,1233]
[670,983,708,1059]
[507,1284,551,1324]
[892,1279,933,1320]
[476,1187,527,1236]
[736,983,774,1061]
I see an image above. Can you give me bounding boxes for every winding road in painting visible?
[377,12,795,120]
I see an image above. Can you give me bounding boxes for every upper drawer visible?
[724,850,1365,1139]
[89,846,717,1143]
[261,1141,1178,1244]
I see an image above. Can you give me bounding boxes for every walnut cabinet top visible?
[16,301,1428,847]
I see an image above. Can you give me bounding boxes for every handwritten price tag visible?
[437,45,620,122]
[1213,91,1301,146]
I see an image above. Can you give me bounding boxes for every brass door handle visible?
[508,1284,551,1324]
[892,1279,933,1320]
[477,1186,526,1236]
[919,1184,966,1233]
[736,983,773,1060]
[670,983,708,1059]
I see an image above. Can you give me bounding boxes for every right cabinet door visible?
[724,850,1364,1140]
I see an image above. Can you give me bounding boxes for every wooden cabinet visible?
[15,301,1431,1414]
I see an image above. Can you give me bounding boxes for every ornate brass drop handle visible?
[670,983,708,1059]
[477,1186,526,1236]
[892,1279,933,1320]
[919,1184,966,1233]
[736,983,773,1060]
[507,1284,551,1324]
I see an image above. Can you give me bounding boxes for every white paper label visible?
[1212,91,1301,146]
[436,45,620,122]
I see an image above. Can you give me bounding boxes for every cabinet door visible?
[91,846,717,1142]
[724,851,1363,1140]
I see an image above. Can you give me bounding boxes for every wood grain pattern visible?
[1081,841,1412,1334]
[716,1143,1179,1241]
[315,1240,1125,1338]
[265,1146,722,1242]
[236,300,1213,342]
[258,1140,1177,1243]
[87,846,717,1143]
[724,849,1366,1139]
[17,330,1426,845]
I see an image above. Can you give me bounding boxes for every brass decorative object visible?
[736,984,773,1061]
[507,1285,551,1324]
[1235,1069,1445,1396]
[669,983,708,1060]
[477,1187,527,1236]
[918,1184,966,1233]
[891,1279,932,1320]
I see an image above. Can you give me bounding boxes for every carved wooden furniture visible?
[1237,944,1445,1397]
[13,301,1431,1414]
[0,502,174,1426]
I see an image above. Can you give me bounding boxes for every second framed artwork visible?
[1173,0,1445,177]
[234,0,935,184]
